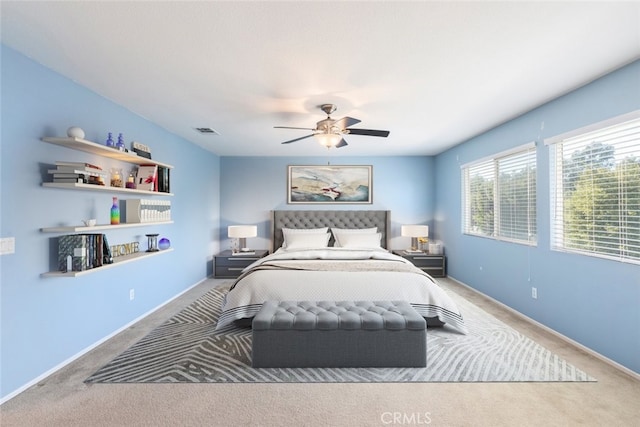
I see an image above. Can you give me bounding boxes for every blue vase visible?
[116,133,125,150]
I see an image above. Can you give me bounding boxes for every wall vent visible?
[195,127,220,135]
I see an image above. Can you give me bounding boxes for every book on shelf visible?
[51,175,104,185]
[48,167,107,176]
[48,165,106,185]
[157,166,170,193]
[403,249,425,255]
[58,233,112,272]
[55,161,103,170]
[52,177,87,184]
[51,172,92,178]
[58,234,89,272]
[102,234,113,264]
[136,164,158,191]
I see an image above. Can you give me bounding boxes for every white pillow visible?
[332,227,378,247]
[282,227,328,248]
[283,233,331,250]
[336,232,382,249]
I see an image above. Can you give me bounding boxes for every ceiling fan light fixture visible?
[314,132,343,148]
[277,103,389,148]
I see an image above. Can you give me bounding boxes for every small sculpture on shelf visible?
[158,237,171,250]
[116,133,126,151]
[110,197,120,225]
[146,233,159,252]
[67,126,85,139]
[105,132,115,147]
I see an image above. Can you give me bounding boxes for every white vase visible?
[67,126,85,139]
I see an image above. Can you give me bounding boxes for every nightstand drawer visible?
[215,256,263,268]
[214,249,268,278]
[215,265,249,277]
[408,256,444,268]
[392,251,446,278]
[414,266,446,277]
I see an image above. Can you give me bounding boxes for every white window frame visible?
[545,110,640,264]
[461,142,537,246]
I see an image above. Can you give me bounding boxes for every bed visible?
[216,210,467,334]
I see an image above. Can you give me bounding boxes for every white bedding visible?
[216,247,467,333]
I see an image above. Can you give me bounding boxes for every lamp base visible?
[411,237,420,251]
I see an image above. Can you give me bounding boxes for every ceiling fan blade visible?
[335,138,348,148]
[346,128,390,137]
[281,134,315,144]
[333,116,361,130]
[274,126,316,131]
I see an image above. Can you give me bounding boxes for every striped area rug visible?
[86,282,595,383]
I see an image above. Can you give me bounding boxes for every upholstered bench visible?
[251,300,426,368]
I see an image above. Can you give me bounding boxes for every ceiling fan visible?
[275,104,390,148]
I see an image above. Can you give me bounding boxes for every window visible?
[462,143,537,245]
[547,111,640,264]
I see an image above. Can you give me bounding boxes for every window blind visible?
[497,148,537,242]
[548,113,640,263]
[462,143,536,245]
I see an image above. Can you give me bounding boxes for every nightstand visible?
[214,249,269,278]
[392,250,446,278]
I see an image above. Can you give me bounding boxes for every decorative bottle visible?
[110,196,120,225]
[116,133,125,150]
[105,132,115,147]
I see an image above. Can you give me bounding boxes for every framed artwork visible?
[287,165,373,204]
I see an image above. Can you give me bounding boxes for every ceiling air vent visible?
[195,127,220,135]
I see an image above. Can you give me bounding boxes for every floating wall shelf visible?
[40,220,174,234]
[42,182,173,196]
[41,248,174,278]
[41,137,174,168]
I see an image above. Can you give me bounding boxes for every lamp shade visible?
[228,225,257,238]
[401,225,429,238]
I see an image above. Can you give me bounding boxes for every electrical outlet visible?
[531,287,537,299]
[0,237,15,255]
[129,289,135,301]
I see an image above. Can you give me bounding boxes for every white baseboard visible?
[447,275,640,382]
[0,277,208,405]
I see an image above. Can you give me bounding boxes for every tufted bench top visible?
[253,300,426,331]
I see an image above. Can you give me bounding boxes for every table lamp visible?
[401,225,429,252]
[228,225,258,252]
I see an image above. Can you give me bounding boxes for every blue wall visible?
[0,45,221,400]
[435,60,640,374]
[2,41,638,402]
[220,156,435,251]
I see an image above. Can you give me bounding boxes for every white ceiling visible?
[2,1,639,157]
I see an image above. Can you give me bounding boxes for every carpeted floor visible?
[86,282,595,383]
[2,277,638,427]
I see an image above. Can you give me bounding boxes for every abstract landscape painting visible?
[288,165,372,204]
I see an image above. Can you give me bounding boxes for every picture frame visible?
[287,165,373,204]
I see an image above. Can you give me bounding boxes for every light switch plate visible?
[0,237,15,255]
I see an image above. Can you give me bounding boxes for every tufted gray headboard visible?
[271,210,390,252]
